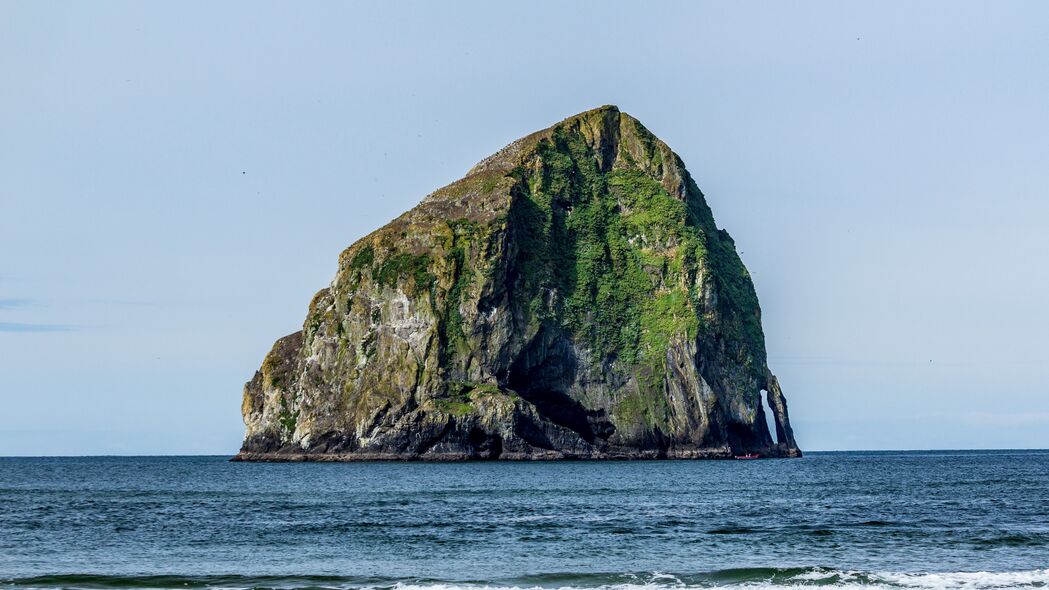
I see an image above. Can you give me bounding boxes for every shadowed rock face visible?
[235,106,801,461]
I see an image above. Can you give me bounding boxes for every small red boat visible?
[734,453,760,460]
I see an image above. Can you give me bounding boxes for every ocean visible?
[1,451,1046,590]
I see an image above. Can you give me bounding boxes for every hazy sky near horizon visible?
[2,1,1047,455]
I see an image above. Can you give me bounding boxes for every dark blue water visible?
[1,452,1047,590]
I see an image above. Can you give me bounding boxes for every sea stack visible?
[235,106,801,461]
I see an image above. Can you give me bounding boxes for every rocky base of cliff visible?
[232,447,801,461]
[231,450,800,461]
[232,400,801,461]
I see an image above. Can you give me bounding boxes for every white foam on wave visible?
[873,570,1049,589]
[790,568,866,583]
[380,569,1049,590]
[19,571,1042,590]
[386,585,680,590]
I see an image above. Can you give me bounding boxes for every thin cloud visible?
[0,298,38,309]
[767,355,1043,367]
[82,298,157,307]
[0,322,76,333]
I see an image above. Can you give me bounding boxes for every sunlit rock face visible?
[236,106,800,461]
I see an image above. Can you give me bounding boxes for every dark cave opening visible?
[506,328,602,444]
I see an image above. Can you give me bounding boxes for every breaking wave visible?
[4,569,1048,590]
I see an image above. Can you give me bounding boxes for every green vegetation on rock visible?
[505,120,712,391]
[373,252,434,296]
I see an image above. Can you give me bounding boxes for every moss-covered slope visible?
[236,106,800,460]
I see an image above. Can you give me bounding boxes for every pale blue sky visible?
[2,2,1047,455]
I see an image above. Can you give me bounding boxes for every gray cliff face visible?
[236,106,801,461]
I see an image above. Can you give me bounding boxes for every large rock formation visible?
[235,106,800,461]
